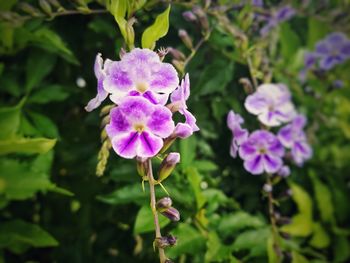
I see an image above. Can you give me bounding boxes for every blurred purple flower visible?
[278,115,312,166]
[304,52,318,69]
[278,165,291,177]
[227,110,249,158]
[170,74,199,138]
[315,32,350,70]
[106,96,175,159]
[239,130,285,175]
[260,5,295,36]
[85,48,179,111]
[251,0,263,7]
[245,84,296,127]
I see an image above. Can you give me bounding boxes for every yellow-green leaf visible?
[0,137,56,155]
[309,222,330,249]
[141,5,171,50]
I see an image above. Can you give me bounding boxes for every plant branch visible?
[147,158,167,263]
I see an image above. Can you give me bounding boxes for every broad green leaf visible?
[31,28,79,64]
[0,99,24,139]
[179,136,196,169]
[133,205,170,234]
[0,158,58,200]
[141,5,171,50]
[28,84,69,104]
[309,171,334,223]
[267,235,278,263]
[307,18,330,49]
[279,23,301,64]
[26,51,56,91]
[218,211,265,237]
[167,224,206,258]
[232,228,270,257]
[334,236,350,263]
[289,182,313,217]
[28,112,59,138]
[281,214,313,237]
[193,160,218,172]
[186,167,207,209]
[205,232,234,262]
[97,184,147,206]
[108,0,128,42]
[0,137,56,155]
[309,222,330,249]
[0,220,58,254]
[291,251,309,263]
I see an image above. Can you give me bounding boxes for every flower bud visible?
[158,153,180,182]
[263,183,272,193]
[154,235,177,249]
[160,207,180,222]
[136,157,147,178]
[171,59,185,74]
[192,6,209,31]
[156,197,172,211]
[178,29,193,50]
[168,47,186,61]
[182,11,197,22]
[39,0,52,15]
[277,165,290,178]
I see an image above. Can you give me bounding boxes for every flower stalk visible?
[147,158,167,263]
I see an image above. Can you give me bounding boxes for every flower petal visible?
[147,105,175,138]
[173,123,193,138]
[292,141,312,165]
[106,107,132,137]
[245,93,269,115]
[239,142,258,160]
[111,131,139,159]
[244,155,264,175]
[230,140,238,158]
[149,63,179,94]
[104,61,133,93]
[118,96,153,123]
[138,131,163,158]
[263,154,283,174]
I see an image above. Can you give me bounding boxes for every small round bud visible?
[154,235,177,249]
[156,197,172,211]
[178,29,193,50]
[182,11,197,22]
[168,47,186,61]
[263,183,273,193]
[277,165,290,178]
[158,153,180,182]
[161,207,180,222]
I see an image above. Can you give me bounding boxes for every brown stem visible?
[266,174,282,262]
[147,159,167,263]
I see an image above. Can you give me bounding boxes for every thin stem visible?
[247,55,258,90]
[147,159,167,263]
[266,174,282,262]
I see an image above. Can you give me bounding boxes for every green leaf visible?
[0,158,58,200]
[193,160,218,172]
[186,167,207,209]
[279,23,301,64]
[0,99,24,139]
[0,137,56,155]
[196,58,234,96]
[133,205,170,234]
[289,182,313,216]
[267,235,278,263]
[141,5,171,50]
[108,0,128,42]
[333,236,350,263]
[167,224,206,258]
[205,232,235,262]
[28,112,59,138]
[307,18,330,49]
[309,171,334,223]
[28,84,69,104]
[26,51,56,91]
[291,251,309,263]
[179,136,196,169]
[0,220,58,254]
[218,211,265,237]
[97,184,147,206]
[232,228,270,257]
[281,214,313,237]
[309,222,330,249]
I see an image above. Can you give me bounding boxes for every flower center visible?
[258,147,267,154]
[134,123,145,133]
[136,82,148,93]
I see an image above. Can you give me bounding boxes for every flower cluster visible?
[227,83,312,175]
[304,32,350,71]
[86,48,199,159]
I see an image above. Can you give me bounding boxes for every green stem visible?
[147,159,167,263]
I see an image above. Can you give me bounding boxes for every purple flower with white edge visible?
[85,53,111,112]
[260,5,295,36]
[315,32,350,70]
[106,96,175,159]
[169,73,199,138]
[278,114,312,166]
[245,84,296,127]
[227,110,249,158]
[239,130,285,175]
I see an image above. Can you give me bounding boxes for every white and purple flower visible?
[260,5,295,36]
[244,84,296,127]
[106,96,175,159]
[85,48,179,111]
[227,110,249,158]
[278,114,312,166]
[239,130,285,175]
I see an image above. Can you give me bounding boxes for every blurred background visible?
[1,0,350,262]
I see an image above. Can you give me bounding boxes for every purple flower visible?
[278,115,312,166]
[304,51,318,69]
[85,53,110,112]
[85,48,179,111]
[245,84,296,127]
[260,5,295,36]
[106,96,175,159]
[315,32,350,70]
[170,74,199,138]
[278,165,291,177]
[227,110,248,158]
[239,130,285,175]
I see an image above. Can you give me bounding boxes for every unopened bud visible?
[172,59,185,74]
[168,47,186,61]
[156,197,172,211]
[192,6,209,31]
[18,3,42,17]
[178,29,193,50]
[136,157,147,178]
[154,235,177,249]
[161,207,180,222]
[182,11,197,22]
[158,152,180,182]
[39,0,52,15]
[239,78,254,94]
[263,183,272,193]
[125,18,136,48]
[277,165,290,178]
